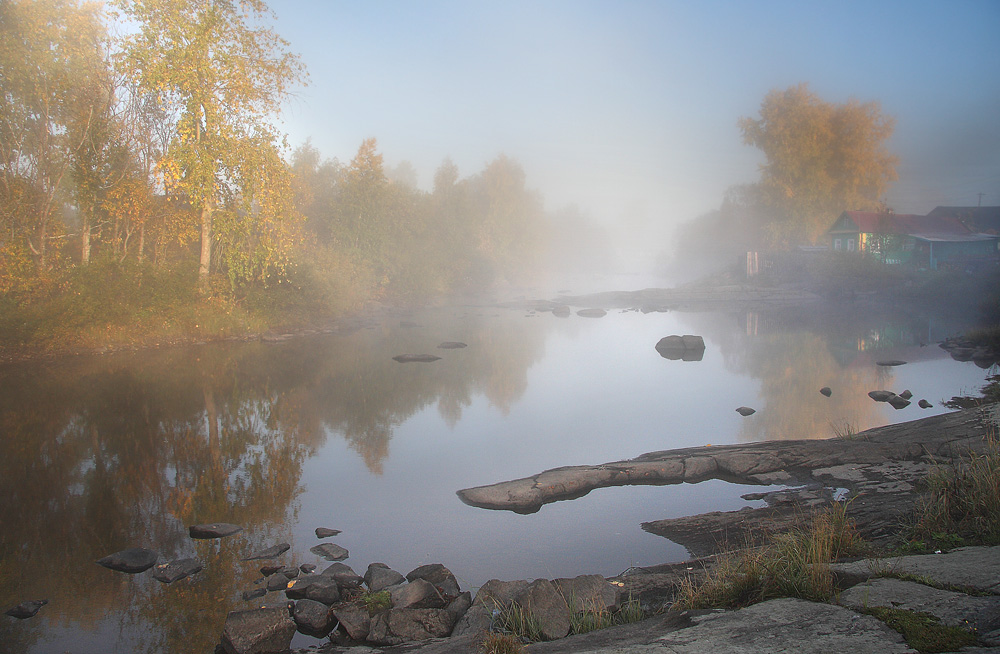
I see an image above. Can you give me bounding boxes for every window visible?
[847,239,856,251]
[834,238,842,251]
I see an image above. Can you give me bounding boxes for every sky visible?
[271,0,1000,240]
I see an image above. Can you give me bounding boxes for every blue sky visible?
[273,0,1000,238]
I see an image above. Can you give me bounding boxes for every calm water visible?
[0,299,994,653]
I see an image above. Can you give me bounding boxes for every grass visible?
[493,602,544,642]
[566,594,645,635]
[910,429,1000,546]
[831,420,864,440]
[478,632,523,654]
[356,590,392,615]
[675,502,866,609]
[857,607,977,653]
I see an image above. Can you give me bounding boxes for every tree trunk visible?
[137,223,145,264]
[81,215,91,265]
[199,201,213,290]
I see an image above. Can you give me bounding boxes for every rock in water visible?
[898,390,913,400]
[97,548,159,573]
[437,342,467,349]
[5,600,48,619]
[868,390,895,402]
[736,406,756,416]
[314,527,341,538]
[151,558,203,583]
[820,387,832,397]
[392,354,441,363]
[876,360,907,366]
[221,607,295,654]
[918,399,933,408]
[576,308,607,318]
[242,543,290,561]
[310,543,349,561]
[887,395,911,410]
[189,523,243,539]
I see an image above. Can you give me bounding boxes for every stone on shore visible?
[553,574,621,613]
[832,546,1000,594]
[513,578,571,640]
[220,607,296,654]
[391,578,446,609]
[365,563,406,592]
[292,598,336,637]
[189,523,243,539]
[406,563,461,597]
[97,548,159,574]
[330,602,371,641]
[375,608,456,644]
[151,558,202,583]
[5,599,48,619]
[242,543,290,561]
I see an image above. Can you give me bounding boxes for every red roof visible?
[837,211,976,240]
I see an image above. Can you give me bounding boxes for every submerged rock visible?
[5,599,48,619]
[310,543,349,562]
[391,354,441,363]
[736,406,756,416]
[189,523,243,539]
[242,543,290,561]
[97,548,159,574]
[437,341,467,349]
[655,334,706,361]
[576,308,607,318]
[151,558,202,583]
[242,588,266,602]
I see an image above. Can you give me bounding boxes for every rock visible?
[267,574,291,592]
[919,399,933,408]
[876,360,907,366]
[839,578,1000,633]
[437,342,467,349]
[868,390,895,402]
[285,575,320,600]
[390,578,445,609]
[392,354,441,363]
[552,305,571,317]
[577,308,607,318]
[446,591,472,620]
[151,558,202,583]
[832,546,1000,594]
[315,527,341,538]
[330,602,371,641]
[5,599,47,619]
[293,598,336,637]
[260,565,281,576]
[450,604,494,638]
[300,563,316,574]
[304,578,341,605]
[820,386,832,397]
[220,607,296,654]
[513,578,570,640]
[655,335,706,361]
[242,543,290,561]
[887,395,911,410]
[898,390,913,400]
[242,588,267,602]
[385,608,456,642]
[189,523,243,539]
[96,548,159,574]
[280,566,299,579]
[553,574,621,613]
[366,611,399,645]
[406,563,461,597]
[310,543,349,561]
[365,563,406,592]
[321,562,364,590]
[736,406,756,416]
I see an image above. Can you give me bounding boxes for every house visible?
[926,206,1000,235]
[827,210,999,269]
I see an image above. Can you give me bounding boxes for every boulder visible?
[220,607,296,654]
[919,399,933,409]
[365,563,406,592]
[310,543,349,561]
[472,579,529,608]
[5,599,47,619]
[242,543,290,561]
[330,602,370,641]
[449,604,494,638]
[320,562,363,589]
[292,598,336,637]
[898,390,913,400]
[373,608,456,643]
[189,523,243,539]
[284,575,320,600]
[151,558,202,583]
[655,334,705,361]
[552,305,571,317]
[266,574,291,593]
[279,566,299,579]
[446,591,472,620]
[513,579,570,640]
[553,574,621,613]
[736,406,756,416]
[315,527,341,538]
[96,548,159,574]
[887,395,911,410]
[390,578,445,609]
[392,354,441,363]
[304,578,341,605]
[299,563,316,574]
[406,563,461,597]
[366,611,400,646]
[820,387,832,397]
[260,565,281,576]
[868,390,895,402]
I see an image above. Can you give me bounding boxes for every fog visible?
[276,1,1000,284]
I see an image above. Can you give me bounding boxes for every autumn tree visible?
[113,0,306,289]
[0,0,108,280]
[739,83,898,246]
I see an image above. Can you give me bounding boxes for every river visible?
[0,295,994,653]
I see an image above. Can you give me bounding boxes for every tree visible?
[0,0,108,277]
[739,83,898,246]
[113,0,306,289]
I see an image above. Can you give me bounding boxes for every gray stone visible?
[388,608,456,641]
[832,546,1000,594]
[446,591,472,620]
[877,360,907,367]
[151,558,202,583]
[392,354,441,363]
[820,386,832,397]
[437,342,467,349]
[391,578,445,609]
[331,602,371,641]
[305,577,341,605]
[299,563,316,574]
[887,394,911,409]
[919,399,933,408]
[449,604,494,638]
[266,574,291,592]
[5,599,47,619]
[839,577,1000,633]
[321,562,363,588]
[868,390,895,402]
[96,548,159,574]
[220,607,296,654]
[315,527,341,538]
[242,588,267,602]
[293,598,335,637]
[577,308,607,318]
[552,305,571,317]
[366,563,406,592]
[367,611,400,645]
[242,543,290,561]
[736,406,756,416]
[898,390,913,400]
[284,575,320,600]
[655,335,706,361]
[553,574,621,613]
[310,542,349,561]
[472,579,530,608]
[406,563,461,597]
[514,578,570,640]
[189,523,243,539]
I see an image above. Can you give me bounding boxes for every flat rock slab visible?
[189,523,243,539]
[97,548,159,573]
[243,543,290,561]
[310,543,349,561]
[839,577,1000,634]
[221,606,296,654]
[832,546,1000,594]
[151,558,203,583]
